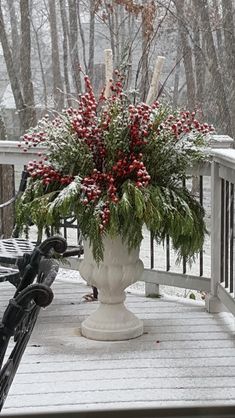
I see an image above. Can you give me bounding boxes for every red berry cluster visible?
[66,75,109,170]
[110,70,125,96]
[128,101,161,151]
[81,170,114,231]
[67,75,98,141]
[112,153,150,188]
[81,170,118,204]
[19,129,47,153]
[81,172,102,204]
[27,161,74,187]
[99,204,111,231]
[165,110,215,138]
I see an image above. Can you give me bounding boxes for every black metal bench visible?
[0,238,35,287]
[0,235,67,412]
[0,168,97,300]
[0,169,83,283]
[0,266,19,286]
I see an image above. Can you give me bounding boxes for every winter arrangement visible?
[17,70,213,264]
[16,66,214,340]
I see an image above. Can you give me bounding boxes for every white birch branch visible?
[146,56,165,105]
[104,49,113,99]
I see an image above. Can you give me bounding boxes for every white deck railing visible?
[0,137,234,315]
[206,149,235,315]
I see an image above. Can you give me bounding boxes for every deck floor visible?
[1,276,235,415]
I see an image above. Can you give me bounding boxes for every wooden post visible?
[205,160,224,312]
[104,49,113,99]
[146,56,165,105]
[0,114,15,238]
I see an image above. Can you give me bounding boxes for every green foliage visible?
[17,75,213,263]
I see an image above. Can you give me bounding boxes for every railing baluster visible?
[166,234,170,271]
[230,183,234,294]
[77,219,82,246]
[199,175,203,277]
[220,179,225,284]
[63,219,67,240]
[150,231,154,269]
[182,177,186,274]
[225,180,229,288]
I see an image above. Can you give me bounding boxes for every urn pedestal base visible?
[81,302,143,341]
[79,236,144,341]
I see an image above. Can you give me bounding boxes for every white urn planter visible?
[79,236,144,341]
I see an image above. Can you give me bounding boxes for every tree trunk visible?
[175,0,196,111]
[59,0,71,103]
[31,23,48,108]
[6,0,20,72]
[48,0,64,110]
[0,1,27,134]
[107,7,115,63]
[197,0,232,136]
[0,114,14,238]
[141,1,150,101]
[192,2,205,109]
[212,0,224,64]
[221,0,235,137]
[77,0,88,73]
[68,0,82,94]
[114,3,120,66]
[20,0,37,128]
[125,13,134,89]
[119,4,126,55]
[173,26,181,107]
[88,0,95,83]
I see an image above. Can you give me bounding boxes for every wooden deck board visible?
[1,278,235,414]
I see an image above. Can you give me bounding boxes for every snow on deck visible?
[1,276,235,415]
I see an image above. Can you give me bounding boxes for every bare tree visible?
[88,0,96,82]
[59,0,71,103]
[48,0,64,110]
[30,15,48,108]
[173,25,181,107]
[0,1,30,133]
[77,0,88,73]
[175,0,196,110]
[20,0,37,127]
[196,0,232,135]
[6,0,20,71]
[221,0,235,136]
[192,1,205,109]
[212,0,224,63]
[68,0,82,93]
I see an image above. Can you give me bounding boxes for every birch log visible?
[104,49,113,99]
[146,56,165,105]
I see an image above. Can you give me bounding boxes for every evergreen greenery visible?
[17,72,213,263]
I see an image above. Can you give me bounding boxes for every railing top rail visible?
[210,134,234,148]
[211,148,235,169]
[0,141,46,166]
[0,136,233,167]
